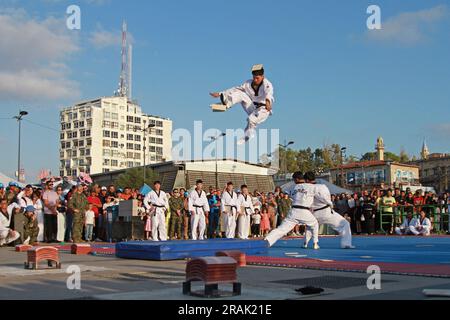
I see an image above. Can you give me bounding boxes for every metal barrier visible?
[378,205,449,234]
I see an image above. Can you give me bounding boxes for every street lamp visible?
[340,147,347,188]
[142,122,156,185]
[13,110,28,182]
[210,132,226,190]
[278,141,295,174]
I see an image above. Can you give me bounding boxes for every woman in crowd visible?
[32,191,45,243]
[56,186,67,243]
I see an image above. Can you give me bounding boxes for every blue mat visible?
[259,236,450,265]
[116,239,269,261]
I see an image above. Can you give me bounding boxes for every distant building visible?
[412,141,450,193]
[330,137,420,192]
[91,159,275,193]
[59,96,172,177]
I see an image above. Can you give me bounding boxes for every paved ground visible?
[1,246,450,300]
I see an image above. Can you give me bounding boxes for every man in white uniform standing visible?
[144,181,168,241]
[210,64,274,145]
[237,185,254,239]
[189,180,210,240]
[265,172,320,250]
[305,172,355,249]
[221,182,239,239]
[0,199,21,246]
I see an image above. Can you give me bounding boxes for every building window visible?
[111,122,119,129]
[86,119,92,127]
[111,131,119,139]
[156,138,163,145]
[103,159,110,166]
[111,113,119,120]
[103,149,111,157]
[111,160,118,167]
[61,142,66,149]
[103,121,111,128]
[103,130,111,138]
[150,146,156,152]
[79,140,84,147]
[135,135,141,142]
[127,152,134,159]
[156,129,163,136]
[103,140,110,147]
[74,122,79,129]
[134,117,141,124]
[85,130,91,136]
[71,169,77,176]
[86,149,91,156]
[156,121,163,127]
[111,141,119,148]
[78,121,84,128]
[127,134,134,141]
[80,130,86,137]
[127,161,134,168]
[156,147,163,155]
[134,152,141,160]
[60,133,65,140]
[72,131,78,138]
[104,111,111,119]
[72,150,77,157]
[134,144,141,151]
[127,143,134,150]
[127,116,134,123]
[87,139,92,146]
[134,162,141,167]
[66,142,71,148]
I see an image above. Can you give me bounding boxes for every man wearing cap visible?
[210,64,275,144]
[23,206,39,245]
[144,181,168,241]
[189,180,210,240]
[6,182,20,205]
[265,172,320,250]
[169,189,184,240]
[68,184,90,243]
[17,185,34,209]
[0,199,21,246]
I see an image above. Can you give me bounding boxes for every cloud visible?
[0,8,80,103]
[365,5,448,45]
[89,25,135,49]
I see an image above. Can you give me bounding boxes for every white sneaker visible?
[313,243,320,250]
[23,237,31,245]
[302,243,308,249]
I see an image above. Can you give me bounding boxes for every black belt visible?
[193,205,203,208]
[313,205,330,212]
[153,204,166,208]
[254,102,266,108]
[292,205,311,210]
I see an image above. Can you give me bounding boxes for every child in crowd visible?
[103,196,115,243]
[23,206,39,245]
[142,203,154,240]
[84,204,95,242]
[251,208,262,237]
[260,206,271,236]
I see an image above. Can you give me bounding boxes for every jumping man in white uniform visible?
[221,182,239,238]
[237,185,254,239]
[306,172,355,249]
[265,172,320,250]
[188,180,210,240]
[210,64,274,145]
[144,181,168,241]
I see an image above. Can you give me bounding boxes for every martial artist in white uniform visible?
[308,178,354,249]
[265,172,320,249]
[237,185,254,240]
[210,64,275,144]
[410,211,432,236]
[0,200,21,246]
[395,213,418,235]
[221,182,239,239]
[144,181,168,241]
[188,180,210,240]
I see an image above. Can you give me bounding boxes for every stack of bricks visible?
[71,244,92,255]
[186,256,237,284]
[216,250,247,267]
[15,245,33,252]
[25,247,60,270]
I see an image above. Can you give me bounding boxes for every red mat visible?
[247,256,450,278]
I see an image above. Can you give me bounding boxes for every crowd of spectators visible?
[1,179,449,247]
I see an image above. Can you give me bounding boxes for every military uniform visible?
[169,196,184,239]
[68,192,89,243]
[23,214,39,244]
[277,197,291,225]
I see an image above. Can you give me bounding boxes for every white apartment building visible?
[59,96,172,177]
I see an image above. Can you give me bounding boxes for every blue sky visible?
[0,0,449,181]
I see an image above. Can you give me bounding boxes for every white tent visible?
[281,179,353,195]
[0,172,25,188]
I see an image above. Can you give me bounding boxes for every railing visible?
[378,205,450,234]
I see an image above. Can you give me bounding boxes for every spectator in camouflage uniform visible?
[23,206,39,245]
[68,184,89,243]
[169,189,184,240]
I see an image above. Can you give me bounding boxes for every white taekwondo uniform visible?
[265,183,319,247]
[221,78,274,140]
[410,216,432,236]
[189,189,210,240]
[144,190,168,241]
[237,193,254,239]
[395,217,419,235]
[221,190,239,239]
[0,204,20,246]
[309,183,353,248]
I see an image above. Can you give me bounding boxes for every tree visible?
[399,148,410,163]
[114,167,160,190]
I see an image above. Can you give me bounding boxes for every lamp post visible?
[340,147,347,188]
[142,122,156,185]
[13,110,28,183]
[278,140,294,174]
[210,132,226,190]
